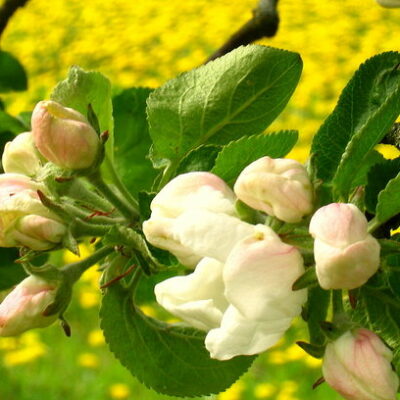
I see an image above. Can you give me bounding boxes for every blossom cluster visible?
[143,155,396,399]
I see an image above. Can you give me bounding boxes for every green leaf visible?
[211,130,298,185]
[147,45,302,166]
[0,51,27,93]
[304,287,330,346]
[100,284,255,397]
[50,66,114,171]
[311,52,400,195]
[365,158,400,213]
[0,110,28,135]
[0,248,27,291]
[176,144,221,175]
[113,88,157,196]
[375,171,400,225]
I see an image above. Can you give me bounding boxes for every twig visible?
[207,0,280,62]
[0,0,30,38]
[381,122,400,151]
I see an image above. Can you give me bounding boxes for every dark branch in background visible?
[0,0,29,39]
[207,0,280,62]
[382,123,400,151]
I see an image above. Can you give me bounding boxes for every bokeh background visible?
[0,0,399,399]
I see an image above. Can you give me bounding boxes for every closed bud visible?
[323,329,399,400]
[2,132,42,176]
[0,275,59,336]
[375,0,400,7]
[0,173,65,250]
[234,156,313,223]
[31,100,100,170]
[310,203,380,289]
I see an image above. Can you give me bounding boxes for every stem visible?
[89,171,138,221]
[104,156,139,209]
[63,203,123,225]
[62,246,113,283]
[332,290,344,317]
[157,161,178,190]
[368,217,382,234]
[70,218,112,238]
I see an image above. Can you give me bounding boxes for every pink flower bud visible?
[0,173,65,250]
[234,156,313,223]
[2,132,42,176]
[151,172,236,218]
[310,203,380,289]
[31,100,100,169]
[323,329,399,400]
[375,0,400,7]
[0,275,59,336]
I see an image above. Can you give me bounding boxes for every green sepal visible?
[292,267,318,291]
[296,341,325,359]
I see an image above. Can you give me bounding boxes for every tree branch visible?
[381,122,400,151]
[207,0,280,62]
[0,0,29,39]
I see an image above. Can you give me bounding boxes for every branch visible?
[381,122,400,150]
[207,0,280,62]
[0,0,30,38]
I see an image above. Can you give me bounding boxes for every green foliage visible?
[365,158,400,213]
[375,172,400,226]
[176,144,221,175]
[50,66,114,168]
[147,45,302,167]
[311,52,400,199]
[0,248,27,291]
[113,88,157,196]
[0,51,27,93]
[100,283,255,397]
[211,131,298,185]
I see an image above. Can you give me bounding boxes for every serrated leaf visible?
[0,51,27,93]
[113,88,157,196]
[147,45,302,166]
[311,52,400,196]
[211,130,298,185]
[375,172,400,224]
[0,248,27,291]
[50,66,114,173]
[100,284,255,397]
[366,158,400,213]
[176,144,221,175]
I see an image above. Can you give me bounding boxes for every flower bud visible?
[234,156,313,223]
[0,275,59,336]
[150,172,237,218]
[2,132,42,176]
[310,203,380,289]
[0,173,65,250]
[375,0,400,7]
[31,100,100,170]
[323,329,399,400]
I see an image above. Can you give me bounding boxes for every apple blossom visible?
[0,275,59,336]
[309,203,380,289]
[31,100,100,170]
[0,173,65,250]
[2,132,42,176]
[155,224,307,360]
[234,156,313,223]
[323,329,399,400]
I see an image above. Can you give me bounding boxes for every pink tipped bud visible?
[310,203,380,289]
[0,275,59,336]
[2,132,42,176]
[234,157,313,223]
[31,100,100,170]
[323,329,399,400]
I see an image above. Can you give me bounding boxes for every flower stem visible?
[332,290,344,317]
[89,171,138,221]
[62,246,114,283]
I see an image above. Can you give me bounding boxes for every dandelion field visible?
[0,0,399,399]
